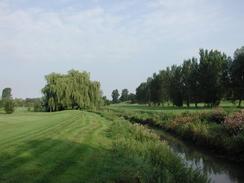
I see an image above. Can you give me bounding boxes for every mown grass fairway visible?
[0,110,208,183]
[0,110,113,183]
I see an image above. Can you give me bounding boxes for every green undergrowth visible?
[99,111,209,183]
[105,107,244,163]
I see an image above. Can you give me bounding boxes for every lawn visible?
[108,101,240,114]
[0,110,112,183]
[0,110,207,183]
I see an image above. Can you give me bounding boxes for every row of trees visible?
[42,70,102,112]
[136,47,244,107]
[111,89,136,103]
[13,98,42,112]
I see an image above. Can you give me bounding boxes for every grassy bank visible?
[107,105,244,163]
[0,110,207,183]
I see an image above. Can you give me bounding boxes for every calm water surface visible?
[149,127,244,183]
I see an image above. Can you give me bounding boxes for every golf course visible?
[0,1,244,181]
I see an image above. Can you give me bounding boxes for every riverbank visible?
[104,107,244,163]
[150,126,244,183]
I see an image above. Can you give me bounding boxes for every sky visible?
[0,0,244,99]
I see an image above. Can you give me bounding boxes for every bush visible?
[224,110,244,135]
[34,102,42,112]
[170,115,196,129]
[4,99,15,114]
[200,108,226,124]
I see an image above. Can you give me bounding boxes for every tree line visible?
[135,47,244,107]
[0,88,43,113]
[111,89,136,104]
[0,70,103,113]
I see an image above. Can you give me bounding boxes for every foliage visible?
[120,88,129,102]
[101,111,208,183]
[4,99,15,114]
[199,108,227,124]
[1,88,12,101]
[224,110,244,135]
[42,70,102,112]
[128,93,136,103]
[33,99,43,112]
[230,46,244,107]
[111,89,120,103]
[135,47,244,108]
[108,105,244,162]
[1,88,14,114]
[102,96,111,106]
[198,49,228,106]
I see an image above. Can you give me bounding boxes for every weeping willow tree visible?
[42,70,102,112]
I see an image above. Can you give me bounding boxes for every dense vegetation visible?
[111,89,136,104]
[136,47,244,107]
[42,70,102,112]
[1,88,15,114]
[0,110,207,183]
[107,104,244,162]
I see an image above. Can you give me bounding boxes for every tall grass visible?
[107,107,244,163]
[100,111,209,183]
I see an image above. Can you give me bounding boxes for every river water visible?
[149,127,244,183]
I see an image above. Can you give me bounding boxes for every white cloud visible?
[0,2,145,65]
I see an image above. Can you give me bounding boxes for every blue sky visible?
[0,0,244,99]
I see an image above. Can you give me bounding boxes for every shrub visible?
[4,99,15,114]
[200,108,226,124]
[224,110,244,135]
[34,102,42,112]
[170,115,196,129]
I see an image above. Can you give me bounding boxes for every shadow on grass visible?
[0,139,143,183]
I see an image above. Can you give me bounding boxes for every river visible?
[148,127,244,183]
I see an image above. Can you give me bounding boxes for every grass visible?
[0,110,208,183]
[108,101,240,114]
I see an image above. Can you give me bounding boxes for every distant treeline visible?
[14,98,42,111]
[110,89,136,104]
[42,70,102,112]
[135,47,244,107]
[0,88,41,113]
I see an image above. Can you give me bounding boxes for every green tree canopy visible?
[2,88,12,101]
[42,70,102,112]
[199,49,228,106]
[112,89,120,103]
[135,48,237,107]
[120,89,129,102]
[1,88,15,114]
[230,46,244,106]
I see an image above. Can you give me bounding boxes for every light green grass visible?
[108,101,239,114]
[0,110,112,183]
